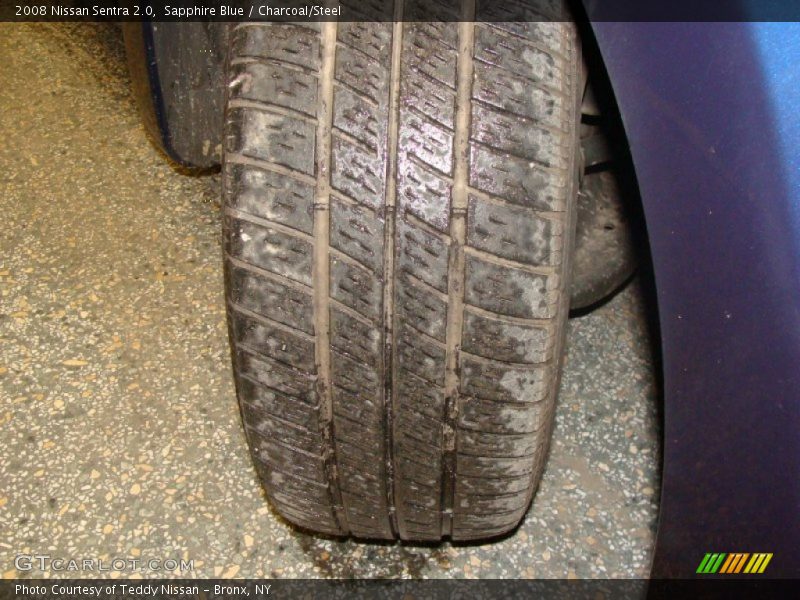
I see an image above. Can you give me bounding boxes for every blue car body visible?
[590,20,800,577]
[127,16,800,578]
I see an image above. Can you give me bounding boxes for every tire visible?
[222,7,581,541]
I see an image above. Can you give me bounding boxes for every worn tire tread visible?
[223,2,579,541]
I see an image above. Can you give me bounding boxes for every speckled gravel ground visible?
[0,23,660,579]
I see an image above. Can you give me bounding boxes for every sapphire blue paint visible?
[588,20,800,577]
[752,23,800,232]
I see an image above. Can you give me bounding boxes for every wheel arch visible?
[586,16,800,577]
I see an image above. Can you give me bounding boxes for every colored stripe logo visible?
[696,553,773,574]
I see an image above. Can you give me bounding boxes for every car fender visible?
[589,19,800,577]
